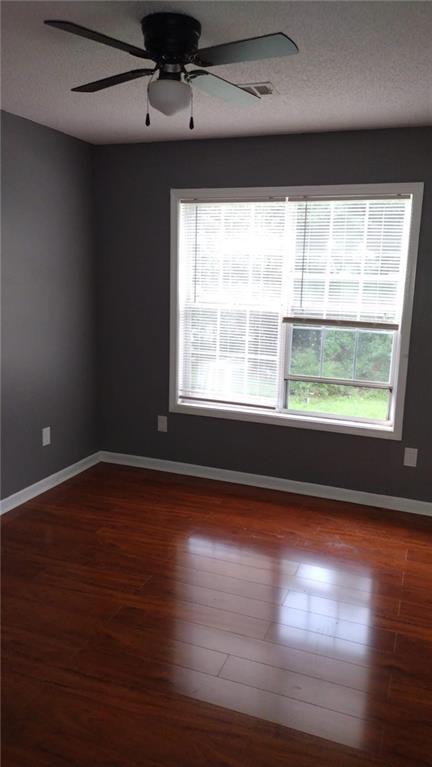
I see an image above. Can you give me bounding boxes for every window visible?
[170,184,423,438]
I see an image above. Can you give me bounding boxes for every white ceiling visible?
[1,1,432,144]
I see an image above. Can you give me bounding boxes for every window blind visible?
[177,196,412,409]
[287,198,412,323]
[178,201,286,407]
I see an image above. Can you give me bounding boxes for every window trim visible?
[170,183,424,440]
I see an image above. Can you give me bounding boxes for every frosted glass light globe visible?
[148,79,191,116]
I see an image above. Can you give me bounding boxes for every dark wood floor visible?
[2,463,432,766]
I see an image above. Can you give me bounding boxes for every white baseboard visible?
[100,451,432,518]
[0,452,101,515]
[2,449,430,518]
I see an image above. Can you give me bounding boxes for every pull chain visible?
[145,78,151,127]
[189,87,194,130]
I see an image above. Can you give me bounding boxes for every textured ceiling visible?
[1,1,432,144]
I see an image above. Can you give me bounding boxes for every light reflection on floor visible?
[297,562,373,593]
[170,534,374,749]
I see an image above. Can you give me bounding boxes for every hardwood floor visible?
[2,463,432,766]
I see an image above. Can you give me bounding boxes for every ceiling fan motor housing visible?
[141,13,202,65]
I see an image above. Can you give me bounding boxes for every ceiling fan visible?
[44,13,298,128]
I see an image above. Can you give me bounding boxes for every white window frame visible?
[170,183,424,440]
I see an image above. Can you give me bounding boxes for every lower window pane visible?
[246,360,278,402]
[322,329,355,379]
[286,382,390,421]
[290,327,322,376]
[355,331,393,382]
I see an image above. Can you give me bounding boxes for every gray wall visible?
[94,128,432,502]
[1,111,97,498]
[2,116,430,502]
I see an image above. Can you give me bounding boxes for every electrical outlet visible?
[404,447,418,467]
[157,415,168,433]
[42,426,51,446]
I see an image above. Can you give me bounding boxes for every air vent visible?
[240,81,277,97]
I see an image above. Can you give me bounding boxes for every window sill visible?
[171,400,402,440]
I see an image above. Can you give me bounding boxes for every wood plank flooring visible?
[2,462,432,766]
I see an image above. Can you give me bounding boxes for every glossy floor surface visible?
[2,463,432,766]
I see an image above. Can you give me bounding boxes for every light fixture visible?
[148,78,191,116]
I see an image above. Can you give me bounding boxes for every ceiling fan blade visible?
[71,69,154,93]
[44,20,152,60]
[187,71,259,107]
[195,32,298,67]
